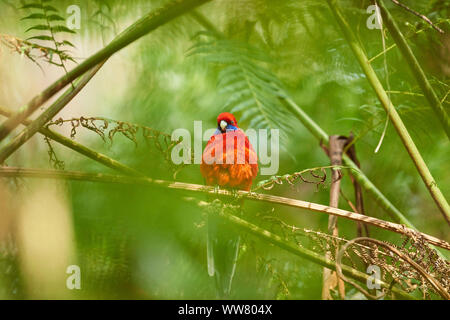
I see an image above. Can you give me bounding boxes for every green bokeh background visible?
[0,0,448,299]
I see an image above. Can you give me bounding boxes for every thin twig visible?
[390,0,444,34]
[368,20,448,63]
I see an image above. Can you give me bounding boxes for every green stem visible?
[0,167,448,252]
[378,0,450,139]
[0,106,141,176]
[326,0,450,226]
[0,0,212,142]
[368,20,447,64]
[0,62,105,163]
[41,0,73,89]
[190,10,224,38]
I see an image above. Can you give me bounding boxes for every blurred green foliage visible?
[0,0,449,299]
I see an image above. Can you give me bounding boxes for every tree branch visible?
[0,167,448,251]
[390,0,444,34]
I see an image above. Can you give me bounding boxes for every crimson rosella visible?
[200,112,258,296]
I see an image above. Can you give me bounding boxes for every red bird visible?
[200,112,258,297]
[200,112,258,191]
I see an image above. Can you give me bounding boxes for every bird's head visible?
[217,112,238,133]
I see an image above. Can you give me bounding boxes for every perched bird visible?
[200,112,258,297]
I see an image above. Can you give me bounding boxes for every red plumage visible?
[201,113,258,191]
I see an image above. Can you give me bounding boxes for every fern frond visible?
[189,31,292,145]
[20,0,77,71]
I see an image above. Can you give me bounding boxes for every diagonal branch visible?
[0,106,141,176]
[0,62,105,163]
[0,167,448,251]
[390,0,444,34]
[0,0,212,142]
[379,0,450,139]
[326,0,450,226]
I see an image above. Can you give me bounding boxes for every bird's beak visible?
[220,120,227,132]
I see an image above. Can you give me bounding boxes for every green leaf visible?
[26,25,51,33]
[223,89,252,109]
[21,13,46,20]
[20,3,43,10]
[51,25,76,34]
[58,40,76,48]
[230,99,255,113]
[48,14,65,21]
[43,5,58,12]
[26,35,53,41]
[240,108,261,123]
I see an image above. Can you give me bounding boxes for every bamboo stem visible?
[326,0,450,226]
[0,167,448,251]
[190,10,225,38]
[379,0,450,139]
[0,106,141,176]
[0,0,212,142]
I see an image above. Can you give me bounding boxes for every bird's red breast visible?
[200,113,258,191]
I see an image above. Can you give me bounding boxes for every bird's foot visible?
[230,188,240,198]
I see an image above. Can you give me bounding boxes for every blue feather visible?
[214,125,238,136]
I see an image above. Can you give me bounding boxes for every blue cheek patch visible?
[213,125,238,136]
[226,125,238,131]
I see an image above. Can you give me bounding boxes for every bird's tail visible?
[207,210,240,298]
